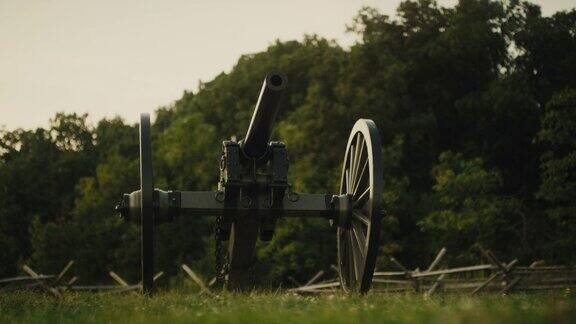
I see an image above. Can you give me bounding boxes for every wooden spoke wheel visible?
[337,119,382,294]
[139,113,155,294]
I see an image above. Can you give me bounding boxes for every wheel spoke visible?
[353,158,368,197]
[338,233,345,280]
[345,169,351,194]
[340,230,351,282]
[352,136,365,188]
[353,211,370,226]
[352,221,367,258]
[348,144,356,191]
[351,135,360,186]
[345,231,355,284]
[353,187,370,209]
[349,232,362,281]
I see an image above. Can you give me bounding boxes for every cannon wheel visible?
[139,113,155,294]
[337,119,382,294]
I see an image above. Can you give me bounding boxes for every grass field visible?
[1,290,575,323]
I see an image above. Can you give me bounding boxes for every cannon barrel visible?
[241,71,287,158]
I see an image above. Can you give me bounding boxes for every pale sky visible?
[1,0,574,130]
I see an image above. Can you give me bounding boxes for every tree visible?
[0,114,95,276]
[29,117,138,281]
[536,89,576,262]
[420,151,521,262]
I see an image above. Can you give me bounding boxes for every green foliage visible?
[0,114,96,276]
[428,153,503,231]
[28,117,140,282]
[256,218,335,285]
[420,152,521,262]
[536,89,576,262]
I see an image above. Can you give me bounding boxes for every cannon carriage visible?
[116,71,383,294]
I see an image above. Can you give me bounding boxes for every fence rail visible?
[290,248,576,295]
[3,248,575,297]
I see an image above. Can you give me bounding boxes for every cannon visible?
[116,71,383,294]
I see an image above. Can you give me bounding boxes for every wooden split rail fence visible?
[291,248,576,295]
[0,261,164,296]
[3,250,575,297]
[0,261,213,297]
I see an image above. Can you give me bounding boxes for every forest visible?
[0,0,575,286]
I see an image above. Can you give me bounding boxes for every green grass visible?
[1,290,575,324]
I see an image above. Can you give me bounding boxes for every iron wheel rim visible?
[337,119,382,294]
[139,113,155,294]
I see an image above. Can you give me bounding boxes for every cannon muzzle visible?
[241,71,287,158]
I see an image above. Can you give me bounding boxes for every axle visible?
[117,189,337,223]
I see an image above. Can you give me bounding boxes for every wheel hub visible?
[332,194,353,228]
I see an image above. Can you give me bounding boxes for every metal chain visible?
[215,151,229,287]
